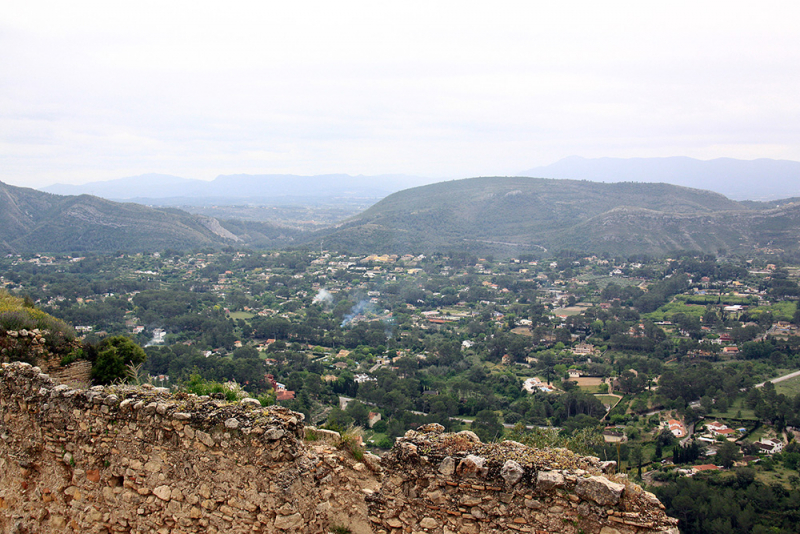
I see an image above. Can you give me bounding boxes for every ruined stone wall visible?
[0,362,678,534]
[38,357,92,388]
[374,428,679,534]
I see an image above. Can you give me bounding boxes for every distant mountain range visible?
[521,156,800,201]
[42,173,437,206]
[315,177,800,256]
[39,157,800,207]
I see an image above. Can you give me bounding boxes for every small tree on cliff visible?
[91,336,147,385]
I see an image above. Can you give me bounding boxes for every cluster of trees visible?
[745,382,800,430]
[656,471,800,534]
[658,362,753,403]
[671,442,703,464]
[144,344,273,392]
[596,274,691,315]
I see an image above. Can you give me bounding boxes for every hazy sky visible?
[2,1,799,188]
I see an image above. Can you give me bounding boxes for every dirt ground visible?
[574,377,604,387]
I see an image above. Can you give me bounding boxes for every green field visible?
[774,374,800,397]
[595,394,621,408]
[706,397,757,420]
[748,301,797,321]
[644,297,706,322]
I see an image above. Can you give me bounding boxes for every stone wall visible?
[0,362,678,534]
[374,427,679,534]
[39,357,92,388]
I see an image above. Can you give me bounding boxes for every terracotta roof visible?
[693,464,719,471]
[276,390,295,401]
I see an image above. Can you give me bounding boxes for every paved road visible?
[755,369,800,388]
[680,421,695,446]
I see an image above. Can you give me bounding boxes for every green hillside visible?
[0,181,284,253]
[312,176,798,255]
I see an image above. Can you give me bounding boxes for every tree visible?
[91,336,147,385]
[629,445,644,479]
[346,400,370,427]
[717,441,742,469]
[472,410,504,442]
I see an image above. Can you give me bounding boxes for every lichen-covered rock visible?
[240,397,262,409]
[501,459,524,485]
[438,456,456,476]
[537,470,565,490]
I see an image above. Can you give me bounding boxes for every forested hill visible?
[9,176,800,257]
[0,180,296,254]
[313,176,800,256]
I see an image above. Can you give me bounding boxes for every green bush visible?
[91,336,147,385]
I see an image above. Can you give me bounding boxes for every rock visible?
[470,506,485,519]
[363,452,382,472]
[306,427,340,443]
[438,456,456,476]
[426,490,446,505]
[416,423,445,434]
[501,459,524,485]
[459,495,482,507]
[457,454,487,477]
[600,460,617,474]
[536,470,565,490]
[274,512,304,530]
[643,490,665,510]
[456,430,481,443]
[224,418,240,429]
[153,485,172,501]
[419,517,438,529]
[575,476,625,506]
[386,518,403,528]
[195,430,215,447]
[264,427,285,441]
[240,397,262,409]
[524,498,542,509]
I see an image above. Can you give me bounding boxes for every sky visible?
[2,1,799,188]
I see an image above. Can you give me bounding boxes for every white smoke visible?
[340,299,371,327]
[312,289,334,305]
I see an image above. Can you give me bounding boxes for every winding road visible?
[755,369,800,388]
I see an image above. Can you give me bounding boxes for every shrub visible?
[337,426,365,461]
[91,336,147,385]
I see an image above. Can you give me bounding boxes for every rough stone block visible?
[575,476,625,506]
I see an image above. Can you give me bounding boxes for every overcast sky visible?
[2,1,799,188]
